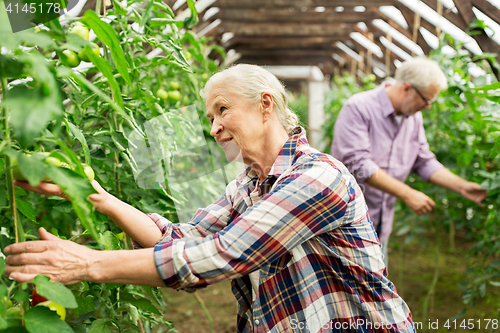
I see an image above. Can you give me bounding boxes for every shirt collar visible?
[238,127,308,190]
[378,81,397,118]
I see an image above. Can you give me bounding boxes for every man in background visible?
[331,58,487,265]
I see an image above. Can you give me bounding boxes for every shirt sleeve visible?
[331,101,379,183]
[411,114,444,181]
[153,160,352,290]
[131,182,236,249]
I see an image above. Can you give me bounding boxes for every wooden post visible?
[351,58,357,78]
[455,0,500,80]
[358,51,365,76]
[367,32,374,75]
[385,34,392,77]
[436,0,443,38]
[413,1,422,56]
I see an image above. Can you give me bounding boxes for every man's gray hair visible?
[200,64,299,135]
[394,58,448,91]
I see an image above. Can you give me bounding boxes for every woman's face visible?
[205,83,265,164]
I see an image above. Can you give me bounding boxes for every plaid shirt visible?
[150,128,415,333]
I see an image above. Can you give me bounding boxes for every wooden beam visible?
[436,0,443,37]
[224,35,351,49]
[420,0,468,30]
[214,0,398,8]
[219,22,356,36]
[455,0,500,79]
[471,0,500,25]
[355,25,404,64]
[214,8,381,23]
[236,55,332,67]
[235,47,340,58]
[365,22,418,59]
[396,4,433,54]
[369,7,414,40]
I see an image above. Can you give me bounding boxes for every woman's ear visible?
[261,92,273,121]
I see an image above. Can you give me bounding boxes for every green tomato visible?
[82,164,95,182]
[78,42,100,62]
[2,297,13,309]
[45,156,62,167]
[6,306,21,316]
[157,88,168,100]
[12,165,26,181]
[38,301,66,321]
[69,23,89,41]
[168,90,181,103]
[183,51,192,60]
[62,50,81,68]
[202,73,209,80]
[169,81,180,90]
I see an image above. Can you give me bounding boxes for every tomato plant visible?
[0,0,226,331]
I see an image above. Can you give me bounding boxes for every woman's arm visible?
[14,180,162,248]
[98,194,162,248]
[4,228,164,286]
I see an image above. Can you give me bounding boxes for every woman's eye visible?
[220,106,227,112]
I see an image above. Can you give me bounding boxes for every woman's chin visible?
[224,142,243,163]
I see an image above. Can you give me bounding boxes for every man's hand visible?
[429,168,488,206]
[459,182,487,205]
[4,227,97,284]
[401,188,435,215]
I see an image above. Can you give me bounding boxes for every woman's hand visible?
[14,180,111,214]
[4,228,98,284]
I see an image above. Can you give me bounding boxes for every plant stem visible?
[1,77,22,244]
[449,222,455,253]
[422,215,440,333]
[138,317,145,333]
[96,0,102,16]
[194,293,213,333]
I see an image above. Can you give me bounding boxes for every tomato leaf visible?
[0,54,25,79]
[24,306,73,333]
[85,45,124,110]
[17,153,46,186]
[16,198,36,222]
[44,166,99,241]
[0,257,5,276]
[80,11,131,85]
[88,319,113,333]
[64,120,91,165]
[184,0,199,29]
[32,275,77,309]
[100,231,121,250]
[119,293,161,315]
[5,85,63,147]
[72,295,95,315]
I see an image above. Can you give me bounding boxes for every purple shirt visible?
[330,83,443,244]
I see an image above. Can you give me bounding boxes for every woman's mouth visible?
[219,138,233,147]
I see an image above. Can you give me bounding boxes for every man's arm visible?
[428,168,487,204]
[366,168,435,215]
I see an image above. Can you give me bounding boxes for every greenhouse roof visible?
[159,0,500,79]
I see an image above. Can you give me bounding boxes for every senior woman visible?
[5,64,414,333]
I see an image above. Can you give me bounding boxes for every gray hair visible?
[394,58,448,91]
[200,64,299,135]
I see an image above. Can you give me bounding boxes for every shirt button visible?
[254,319,260,325]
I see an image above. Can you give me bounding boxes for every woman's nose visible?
[210,121,223,137]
